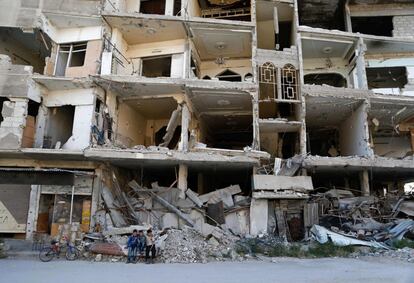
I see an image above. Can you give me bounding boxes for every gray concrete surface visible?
[0,257,413,283]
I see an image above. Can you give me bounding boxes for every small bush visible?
[307,242,355,258]
[235,238,355,258]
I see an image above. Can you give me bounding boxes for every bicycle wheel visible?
[39,247,55,262]
[65,246,79,261]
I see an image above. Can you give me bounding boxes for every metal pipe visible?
[69,186,75,224]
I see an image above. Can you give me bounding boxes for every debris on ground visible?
[159,227,240,263]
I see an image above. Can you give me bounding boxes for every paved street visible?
[1,257,413,283]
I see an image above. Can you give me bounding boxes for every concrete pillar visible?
[179,103,189,151]
[360,170,370,196]
[178,164,188,199]
[252,96,260,150]
[250,198,268,236]
[26,185,41,240]
[165,0,174,15]
[356,39,368,90]
[344,2,352,32]
[90,168,102,232]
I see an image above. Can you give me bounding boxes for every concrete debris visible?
[199,185,242,208]
[309,189,414,250]
[185,189,203,208]
[159,227,240,264]
[101,185,127,227]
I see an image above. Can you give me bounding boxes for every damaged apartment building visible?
[0,0,413,242]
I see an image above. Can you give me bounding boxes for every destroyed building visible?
[0,0,414,244]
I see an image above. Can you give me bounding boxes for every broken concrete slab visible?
[199,185,241,209]
[161,213,179,229]
[253,175,314,192]
[101,185,127,228]
[250,199,268,236]
[224,207,250,235]
[186,189,203,207]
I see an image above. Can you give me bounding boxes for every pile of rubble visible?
[308,189,414,249]
[351,246,414,263]
[160,227,240,263]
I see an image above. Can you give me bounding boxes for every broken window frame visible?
[54,42,87,76]
[140,55,172,78]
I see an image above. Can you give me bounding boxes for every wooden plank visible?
[275,207,287,240]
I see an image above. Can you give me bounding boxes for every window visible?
[141,56,172,78]
[55,42,87,76]
[258,62,277,100]
[281,64,298,100]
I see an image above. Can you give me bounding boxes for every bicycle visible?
[39,235,80,262]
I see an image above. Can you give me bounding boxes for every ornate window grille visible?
[281,64,298,100]
[258,62,277,101]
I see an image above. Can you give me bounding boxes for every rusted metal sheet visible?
[90,243,125,256]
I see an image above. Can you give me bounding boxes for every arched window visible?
[281,64,298,100]
[244,73,253,82]
[258,62,277,100]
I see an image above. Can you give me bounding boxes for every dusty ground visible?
[1,257,413,283]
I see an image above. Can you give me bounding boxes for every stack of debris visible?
[160,226,240,263]
[88,169,253,262]
[309,188,414,249]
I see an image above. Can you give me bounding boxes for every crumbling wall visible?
[0,28,45,73]
[0,0,100,29]
[116,103,147,147]
[65,40,103,77]
[0,55,32,99]
[41,88,97,149]
[393,16,414,39]
[0,98,28,149]
[373,136,412,158]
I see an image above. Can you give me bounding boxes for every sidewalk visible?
[2,238,39,259]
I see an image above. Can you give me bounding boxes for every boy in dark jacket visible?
[126,229,138,263]
[137,230,146,256]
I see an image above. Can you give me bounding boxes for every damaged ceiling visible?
[189,23,252,60]
[187,88,252,133]
[124,97,178,119]
[103,16,186,44]
[369,98,414,130]
[306,96,365,127]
